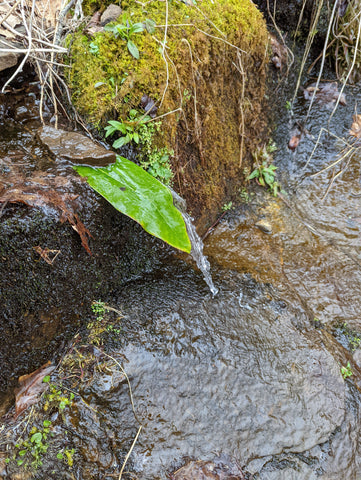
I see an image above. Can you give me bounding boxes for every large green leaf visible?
[74,156,191,253]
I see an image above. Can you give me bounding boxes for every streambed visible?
[2,72,361,480]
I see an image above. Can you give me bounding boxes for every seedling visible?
[341,362,353,379]
[104,14,145,59]
[248,141,281,196]
[105,109,151,149]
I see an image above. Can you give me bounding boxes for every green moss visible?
[81,0,118,16]
[67,0,268,227]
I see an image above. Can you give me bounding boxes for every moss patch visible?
[68,0,269,229]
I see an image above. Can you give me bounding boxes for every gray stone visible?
[0,48,20,73]
[38,125,116,166]
[100,4,122,26]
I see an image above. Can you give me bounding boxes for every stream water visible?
[2,67,361,479]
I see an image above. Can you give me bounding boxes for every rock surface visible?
[57,273,348,479]
[100,4,122,26]
[38,125,116,165]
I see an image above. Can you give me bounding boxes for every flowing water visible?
[3,68,361,479]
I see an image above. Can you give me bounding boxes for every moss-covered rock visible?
[68,0,269,230]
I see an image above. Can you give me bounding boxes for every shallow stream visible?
[2,68,361,479]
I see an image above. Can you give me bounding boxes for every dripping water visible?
[171,189,219,296]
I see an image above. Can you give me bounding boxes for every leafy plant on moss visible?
[248,142,281,196]
[105,109,151,148]
[222,201,233,212]
[104,14,148,59]
[138,120,173,185]
[89,41,99,55]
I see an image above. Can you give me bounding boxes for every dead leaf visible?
[303,82,346,108]
[349,114,361,139]
[0,173,92,254]
[15,362,55,419]
[269,33,288,70]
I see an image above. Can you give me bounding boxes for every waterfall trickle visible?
[171,190,219,296]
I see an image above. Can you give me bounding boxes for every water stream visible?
[2,68,361,479]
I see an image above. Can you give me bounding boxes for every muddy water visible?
[2,72,361,479]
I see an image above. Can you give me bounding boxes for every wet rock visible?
[65,274,345,478]
[255,219,272,234]
[37,125,116,166]
[0,50,21,73]
[100,4,122,26]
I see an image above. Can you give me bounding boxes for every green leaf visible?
[42,375,50,383]
[43,420,52,427]
[127,40,139,59]
[112,136,129,149]
[133,132,140,143]
[57,452,64,460]
[107,120,127,134]
[144,18,156,34]
[74,156,191,253]
[19,450,27,456]
[131,22,144,33]
[247,169,259,180]
[31,433,42,444]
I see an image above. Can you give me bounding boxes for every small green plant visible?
[106,324,122,335]
[341,362,353,379]
[57,448,75,467]
[89,41,99,55]
[222,201,233,212]
[104,14,147,59]
[239,187,250,203]
[248,141,280,196]
[105,109,151,149]
[12,421,53,469]
[285,100,292,110]
[138,119,173,184]
[43,384,74,412]
[183,88,192,103]
[91,300,106,322]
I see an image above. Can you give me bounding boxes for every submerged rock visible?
[42,273,347,479]
[38,125,116,166]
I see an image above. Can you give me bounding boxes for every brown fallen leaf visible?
[303,82,346,108]
[0,173,92,254]
[269,33,288,70]
[15,362,55,420]
[349,114,361,139]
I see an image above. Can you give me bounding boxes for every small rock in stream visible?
[255,219,272,234]
[38,125,116,166]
